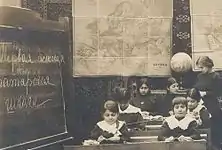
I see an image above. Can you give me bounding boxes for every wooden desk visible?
[145,120,163,125]
[63,140,207,150]
[134,126,210,138]
[129,128,211,150]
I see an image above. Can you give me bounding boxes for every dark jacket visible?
[130,94,160,115]
[158,115,201,141]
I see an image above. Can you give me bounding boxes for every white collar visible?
[188,104,211,118]
[199,99,204,105]
[118,104,141,114]
[97,120,125,134]
[165,115,195,130]
[188,104,205,114]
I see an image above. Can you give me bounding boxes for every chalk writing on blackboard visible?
[0,42,64,64]
[0,38,67,149]
[38,53,64,64]
[4,95,52,114]
[0,75,55,88]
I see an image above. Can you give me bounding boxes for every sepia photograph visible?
[0,0,221,150]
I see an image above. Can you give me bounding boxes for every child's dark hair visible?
[196,56,214,68]
[137,77,151,92]
[167,77,177,89]
[102,100,119,114]
[137,78,149,88]
[186,88,201,102]
[172,96,188,109]
[113,87,131,103]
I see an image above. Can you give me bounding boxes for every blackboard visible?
[0,25,67,149]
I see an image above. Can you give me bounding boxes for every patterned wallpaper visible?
[21,0,72,20]
[21,0,191,57]
[173,0,191,56]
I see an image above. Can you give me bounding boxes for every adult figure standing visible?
[194,56,222,150]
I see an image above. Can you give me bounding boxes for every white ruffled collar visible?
[97,120,125,135]
[165,115,195,130]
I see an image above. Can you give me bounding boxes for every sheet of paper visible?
[191,0,222,71]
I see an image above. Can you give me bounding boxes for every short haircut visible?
[137,77,150,88]
[196,56,214,68]
[186,88,201,102]
[167,77,177,88]
[102,100,119,114]
[172,96,188,108]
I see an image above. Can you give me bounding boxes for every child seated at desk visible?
[160,77,184,117]
[158,97,201,142]
[130,78,159,116]
[89,100,130,144]
[114,87,145,130]
[187,88,211,128]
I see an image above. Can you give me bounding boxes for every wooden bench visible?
[63,140,207,150]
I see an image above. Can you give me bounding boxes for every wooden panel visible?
[63,140,207,150]
[64,142,169,150]
[170,141,207,150]
[130,128,210,139]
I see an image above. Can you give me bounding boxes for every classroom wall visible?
[0,0,21,7]
[20,0,195,146]
[12,0,222,149]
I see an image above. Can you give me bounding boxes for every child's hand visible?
[82,140,100,145]
[108,136,120,141]
[165,136,174,142]
[97,136,106,142]
[183,137,193,141]
[141,111,150,119]
[199,91,206,97]
[178,135,193,142]
[169,111,174,116]
[178,135,185,141]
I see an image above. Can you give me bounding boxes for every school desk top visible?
[63,140,207,150]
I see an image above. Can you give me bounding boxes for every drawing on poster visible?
[191,0,222,71]
[74,0,172,76]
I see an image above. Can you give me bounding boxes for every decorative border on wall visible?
[172,0,191,56]
[21,0,71,20]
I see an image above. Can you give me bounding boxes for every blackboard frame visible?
[0,6,71,150]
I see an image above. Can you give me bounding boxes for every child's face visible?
[169,83,179,94]
[187,97,198,110]
[198,64,210,74]
[173,104,187,118]
[139,84,149,95]
[103,110,118,125]
[119,101,129,110]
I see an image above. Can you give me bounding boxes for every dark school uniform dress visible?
[187,104,211,128]
[118,104,145,130]
[194,71,222,146]
[158,115,200,141]
[130,94,159,116]
[90,120,129,144]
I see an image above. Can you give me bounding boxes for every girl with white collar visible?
[187,88,211,128]
[158,97,201,142]
[113,87,145,130]
[89,100,130,144]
